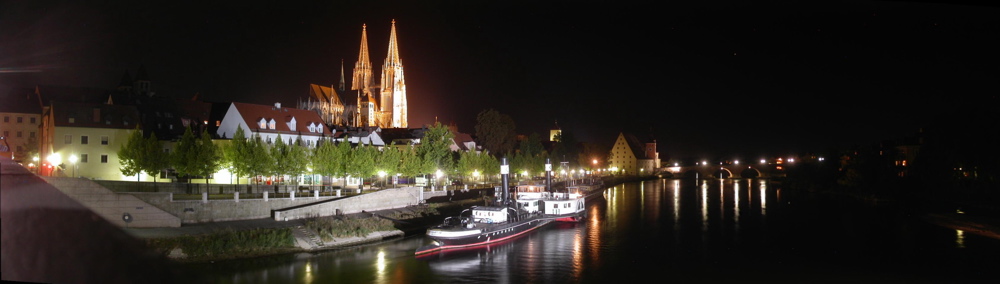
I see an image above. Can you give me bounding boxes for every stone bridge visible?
[658,164,786,179]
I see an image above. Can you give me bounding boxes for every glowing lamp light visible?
[47,153,62,166]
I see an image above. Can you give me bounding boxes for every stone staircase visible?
[291,225,325,250]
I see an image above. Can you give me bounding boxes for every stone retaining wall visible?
[274,187,425,221]
[41,177,181,228]
[131,192,341,224]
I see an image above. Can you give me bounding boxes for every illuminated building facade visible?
[352,21,408,129]
[608,132,660,176]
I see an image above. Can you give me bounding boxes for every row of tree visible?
[117,117,589,189]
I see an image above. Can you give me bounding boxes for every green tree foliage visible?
[270,135,308,186]
[269,134,291,185]
[475,109,517,156]
[170,126,199,181]
[457,150,498,183]
[118,126,145,179]
[512,133,547,178]
[346,142,377,190]
[225,126,253,185]
[398,145,422,184]
[376,145,402,186]
[21,135,39,162]
[247,134,275,185]
[144,132,169,183]
[312,139,338,186]
[480,152,500,183]
[417,122,455,175]
[193,128,222,186]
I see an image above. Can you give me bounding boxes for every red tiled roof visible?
[232,102,332,136]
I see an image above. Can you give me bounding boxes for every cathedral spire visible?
[338,58,345,92]
[385,19,402,69]
[352,23,373,91]
[380,19,407,128]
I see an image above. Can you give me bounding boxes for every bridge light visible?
[734,160,739,165]
[760,159,766,164]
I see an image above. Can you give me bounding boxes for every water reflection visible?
[956,229,966,249]
[177,178,1000,283]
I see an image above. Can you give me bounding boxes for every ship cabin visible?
[471,206,509,224]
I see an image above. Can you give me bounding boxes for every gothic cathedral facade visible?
[353,20,408,129]
[298,20,407,129]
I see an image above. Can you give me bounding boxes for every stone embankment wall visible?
[274,187,425,221]
[132,192,342,224]
[41,177,181,228]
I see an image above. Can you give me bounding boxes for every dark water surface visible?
[173,179,999,283]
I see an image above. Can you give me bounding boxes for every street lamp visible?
[68,154,78,178]
[378,171,386,189]
[435,169,443,188]
[46,153,61,176]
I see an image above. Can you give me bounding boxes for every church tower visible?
[353,24,379,128]
[380,19,407,128]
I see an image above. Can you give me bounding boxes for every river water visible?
[172,178,1000,283]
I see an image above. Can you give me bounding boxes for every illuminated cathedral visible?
[298,20,407,129]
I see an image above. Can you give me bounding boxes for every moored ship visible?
[415,158,588,256]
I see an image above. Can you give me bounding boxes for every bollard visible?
[314,190,319,199]
[235,192,240,202]
[336,189,341,197]
[264,191,269,201]
[202,192,208,203]
[168,192,173,202]
[291,191,295,201]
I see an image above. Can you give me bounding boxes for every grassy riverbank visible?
[145,228,299,263]
[142,199,480,263]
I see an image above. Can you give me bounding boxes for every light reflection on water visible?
[175,178,1000,283]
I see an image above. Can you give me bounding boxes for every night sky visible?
[2,0,998,161]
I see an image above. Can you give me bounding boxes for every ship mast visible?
[501,156,510,207]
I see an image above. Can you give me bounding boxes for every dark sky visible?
[2,0,998,161]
